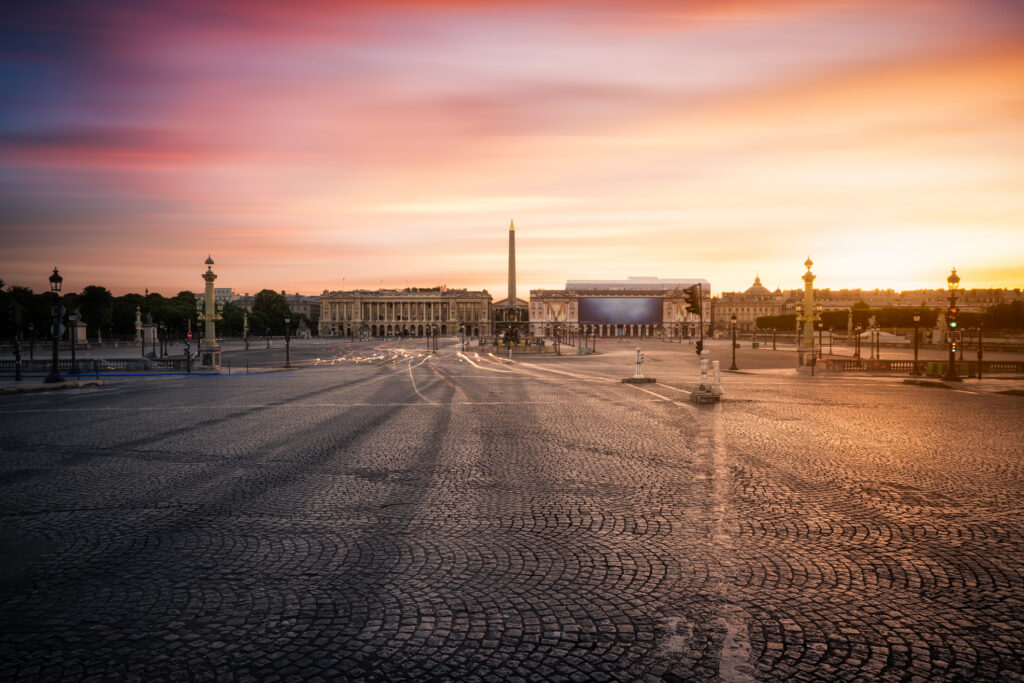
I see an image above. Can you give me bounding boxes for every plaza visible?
[0,339,1022,681]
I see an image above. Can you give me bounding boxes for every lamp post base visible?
[199,342,221,369]
[43,373,65,384]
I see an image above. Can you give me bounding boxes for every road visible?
[1,339,1022,681]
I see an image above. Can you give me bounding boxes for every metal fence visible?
[817,358,1024,376]
[0,358,192,375]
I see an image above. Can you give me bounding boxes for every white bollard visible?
[633,347,644,378]
[712,360,723,395]
[700,349,709,389]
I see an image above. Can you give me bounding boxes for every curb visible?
[902,379,954,389]
[0,379,107,395]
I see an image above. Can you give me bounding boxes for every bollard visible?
[690,349,720,402]
[633,347,644,378]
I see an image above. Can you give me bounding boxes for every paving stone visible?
[0,340,1021,680]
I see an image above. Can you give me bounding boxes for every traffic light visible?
[684,285,702,315]
[951,340,958,354]
[695,340,703,355]
[948,306,959,329]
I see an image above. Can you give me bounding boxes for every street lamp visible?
[794,302,803,353]
[977,321,984,381]
[243,312,249,350]
[816,304,823,359]
[854,325,862,360]
[28,321,34,360]
[68,310,78,375]
[772,327,777,350]
[44,267,64,383]
[729,313,738,371]
[943,268,961,381]
[266,327,271,349]
[284,316,291,367]
[910,313,921,376]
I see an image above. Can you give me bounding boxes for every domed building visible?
[714,275,784,332]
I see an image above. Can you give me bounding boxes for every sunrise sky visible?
[2,0,1023,298]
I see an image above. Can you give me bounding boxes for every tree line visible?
[753,302,1024,332]
[1,282,308,342]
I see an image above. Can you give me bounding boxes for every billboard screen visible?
[578,297,663,325]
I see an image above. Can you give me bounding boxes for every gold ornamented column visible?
[199,255,222,369]
[796,257,819,369]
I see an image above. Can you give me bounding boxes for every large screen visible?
[578,297,663,325]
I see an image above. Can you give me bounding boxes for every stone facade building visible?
[319,287,492,338]
[714,275,785,332]
[529,276,710,339]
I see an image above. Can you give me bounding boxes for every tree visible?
[754,314,797,331]
[77,285,114,339]
[985,301,1024,330]
[252,290,292,334]
[220,302,247,337]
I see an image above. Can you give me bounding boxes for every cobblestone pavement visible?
[1,339,1022,681]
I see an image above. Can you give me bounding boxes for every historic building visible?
[232,292,321,328]
[319,286,492,338]
[195,287,238,305]
[713,275,785,332]
[529,276,710,338]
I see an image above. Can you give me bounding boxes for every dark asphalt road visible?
[1,339,1022,681]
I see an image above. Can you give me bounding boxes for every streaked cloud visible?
[2,0,1022,296]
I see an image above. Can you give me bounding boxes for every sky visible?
[2,0,1023,298]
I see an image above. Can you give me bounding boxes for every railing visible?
[816,358,1024,376]
[0,357,192,375]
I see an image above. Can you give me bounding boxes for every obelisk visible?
[508,219,516,306]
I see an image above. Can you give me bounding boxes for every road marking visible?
[456,353,517,373]
[406,356,438,405]
[625,383,685,405]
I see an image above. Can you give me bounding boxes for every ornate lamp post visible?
[729,313,738,371]
[197,256,222,368]
[816,304,823,359]
[137,305,144,356]
[284,316,291,367]
[68,310,78,375]
[44,267,64,383]
[795,301,803,347]
[798,257,817,368]
[854,325,862,360]
[243,312,249,350]
[977,321,984,381]
[772,327,777,350]
[28,321,34,360]
[910,313,921,376]
[266,327,271,349]
[943,268,962,381]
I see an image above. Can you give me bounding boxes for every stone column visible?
[199,256,222,368]
[799,257,817,368]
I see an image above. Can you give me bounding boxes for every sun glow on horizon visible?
[2,1,1022,297]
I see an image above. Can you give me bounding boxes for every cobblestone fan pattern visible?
[1,341,1022,681]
